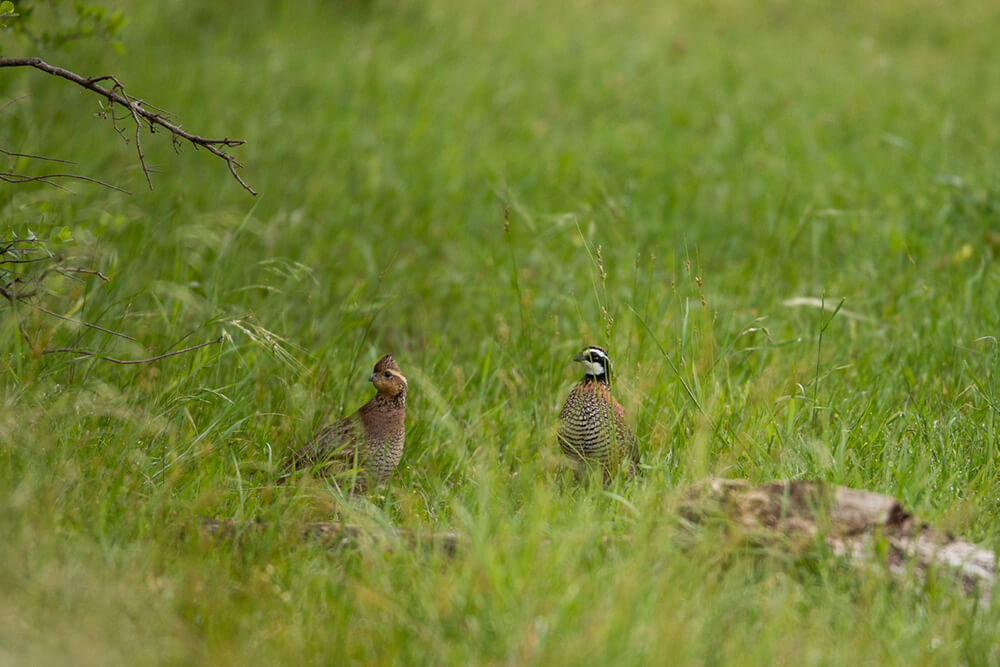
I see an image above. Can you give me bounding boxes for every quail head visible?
[557,345,638,482]
[286,354,407,490]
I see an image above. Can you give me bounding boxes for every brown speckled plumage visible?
[287,354,407,488]
[557,346,637,481]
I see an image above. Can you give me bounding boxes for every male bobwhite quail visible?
[285,354,407,489]
[557,345,638,481]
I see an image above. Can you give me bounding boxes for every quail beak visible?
[573,352,584,362]
[369,373,377,383]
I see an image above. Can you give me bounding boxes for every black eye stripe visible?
[578,347,613,381]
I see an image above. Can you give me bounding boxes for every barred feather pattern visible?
[287,354,407,488]
[302,392,406,484]
[558,378,637,477]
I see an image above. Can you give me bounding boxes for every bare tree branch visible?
[0,254,54,265]
[0,170,130,192]
[3,239,221,366]
[0,56,256,195]
[1,97,125,191]
[17,299,137,341]
[0,147,75,164]
[56,266,109,281]
[0,94,30,114]
[42,336,224,364]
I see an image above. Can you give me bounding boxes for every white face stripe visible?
[581,360,606,376]
[583,347,608,362]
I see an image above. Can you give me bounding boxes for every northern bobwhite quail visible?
[557,345,638,481]
[286,354,407,489]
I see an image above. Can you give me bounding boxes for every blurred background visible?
[2,0,1000,663]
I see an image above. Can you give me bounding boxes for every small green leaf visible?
[0,1,15,15]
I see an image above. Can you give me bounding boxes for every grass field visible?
[3,0,1000,663]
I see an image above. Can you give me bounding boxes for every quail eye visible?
[384,371,392,378]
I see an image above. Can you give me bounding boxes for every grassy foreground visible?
[3,0,1000,663]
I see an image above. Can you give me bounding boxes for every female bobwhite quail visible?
[557,345,638,481]
[286,354,407,489]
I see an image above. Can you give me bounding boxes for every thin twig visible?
[1,173,71,192]
[121,87,153,190]
[0,57,256,194]
[17,320,32,346]
[0,94,30,114]
[0,147,76,164]
[0,254,56,265]
[56,266,109,281]
[42,336,224,364]
[0,171,130,193]
[17,299,137,341]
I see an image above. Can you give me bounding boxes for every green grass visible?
[3,0,1000,663]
